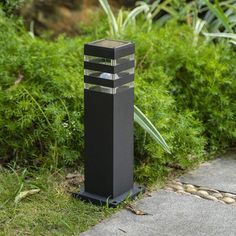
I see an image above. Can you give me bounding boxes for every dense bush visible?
[127,22,236,180]
[128,22,236,152]
[134,67,206,181]
[0,12,235,182]
[0,13,87,166]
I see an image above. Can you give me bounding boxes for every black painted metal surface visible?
[84,39,135,59]
[74,39,144,207]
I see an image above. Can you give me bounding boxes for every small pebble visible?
[198,187,219,193]
[222,197,235,204]
[169,184,184,191]
[197,190,209,197]
[223,193,236,199]
[185,184,195,189]
[212,193,223,199]
[185,187,197,194]
[172,181,183,186]
[203,195,218,201]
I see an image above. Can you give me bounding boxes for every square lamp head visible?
[84,39,135,94]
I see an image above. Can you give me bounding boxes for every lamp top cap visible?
[84,39,134,59]
[87,39,131,48]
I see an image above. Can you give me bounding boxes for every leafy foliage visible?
[0,15,86,166]
[136,0,236,45]
[133,65,206,182]
[134,105,171,154]
[129,21,236,159]
[98,0,171,154]
[98,0,149,37]
[0,0,26,15]
[0,9,235,183]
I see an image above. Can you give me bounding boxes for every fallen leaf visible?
[15,189,41,204]
[125,204,151,216]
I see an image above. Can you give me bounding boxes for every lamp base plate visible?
[72,184,145,208]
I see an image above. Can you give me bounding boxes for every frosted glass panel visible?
[84,55,134,66]
[84,82,134,94]
[84,68,134,80]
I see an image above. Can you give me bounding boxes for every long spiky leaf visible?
[134,105,171,154]
[123,5,149,31]
[203,0,233,32]
[98,0,118,36]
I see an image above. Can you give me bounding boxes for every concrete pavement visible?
[81,151,236,236]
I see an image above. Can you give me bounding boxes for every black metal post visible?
[73,39,144,207]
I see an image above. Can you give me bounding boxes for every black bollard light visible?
[73,39,144,207]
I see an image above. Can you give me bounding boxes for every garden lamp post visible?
[73,39,144,207]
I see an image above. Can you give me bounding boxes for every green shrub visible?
[0,14,88,166]
[127,22,236,154]
[0,14,235,183]
[133,66,206,182]
[124,21,235,181]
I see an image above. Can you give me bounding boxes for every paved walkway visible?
[180,151,236,193]
[81,151,236,236]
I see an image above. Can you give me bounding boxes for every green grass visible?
[0,167,117,235]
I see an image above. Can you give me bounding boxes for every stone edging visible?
[164,180,236,206]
